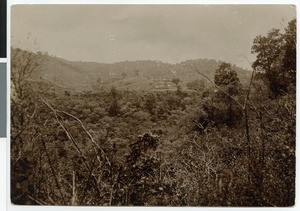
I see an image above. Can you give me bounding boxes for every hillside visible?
[30,56,171,91]
[25,50,251,92]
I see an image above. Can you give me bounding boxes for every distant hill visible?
[14,48,251,92]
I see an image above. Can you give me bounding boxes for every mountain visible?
[14,48,251,92]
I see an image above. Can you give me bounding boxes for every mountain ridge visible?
[14,48,251,92]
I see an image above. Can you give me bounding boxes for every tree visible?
[251,29,284,74]
[205,62,243,126]
[108,99,120,117]
[11,48,45,142]
[282,18,296,85]
[191,62,243,127]
[186,79,206,92]
[134,69,140,77]
[10,48,47,204]
[93,77,103,91]
[110,86,118,99]
[11,48,43,99]
[144,93,157,115]
[171,78,183,95]
[251,18,296,96]
[121,71,127,79]
[251,29,285,96]
[171,78,180,86]
[214,62,241,97]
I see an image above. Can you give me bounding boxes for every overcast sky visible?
[11,4,295,69]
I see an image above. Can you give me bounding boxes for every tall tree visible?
[251,29,284,74]
[214,62,241,97]
[202,62,243,126]
[251,18,296,96]
[282,18,296,84]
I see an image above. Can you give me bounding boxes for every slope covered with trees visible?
[11,18,295,206]
[22,51,250,92]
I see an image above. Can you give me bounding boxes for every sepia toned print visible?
[11,5,296,206]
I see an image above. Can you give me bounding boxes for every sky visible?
[11,4,296,69]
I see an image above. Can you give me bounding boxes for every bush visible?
[108,99,120,117]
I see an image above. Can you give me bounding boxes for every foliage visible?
[144,93,157,115]
[251,18,296,96]
[110,86,118,98]
[197,62,243,128]
[214,62,242,97]
[171,78,180,86]
[11,19,295,206]
[282,18,296,85]
[186,79,206,92]
[114,133,175,205]
[107,99,120,117]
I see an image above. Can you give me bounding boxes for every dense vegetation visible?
[11,18,295,206]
